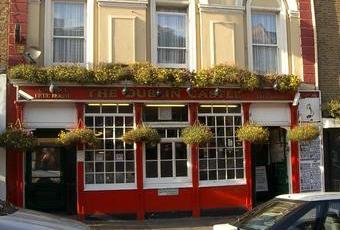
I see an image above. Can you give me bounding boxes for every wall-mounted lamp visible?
[213,88,220,96]
[24,47,42,64]
[273,81,279,91]
[156,89,162,97]
[186,86,192,96]
[121,86,128,95]
[49,81,58,94]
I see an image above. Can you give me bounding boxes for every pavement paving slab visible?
[87,216,237,230]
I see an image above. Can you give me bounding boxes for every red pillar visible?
[75,103,85,218]
[6,101,25,207]
[189,103,200,217]
[135,103,144,220]
[242,103,253,210]
[290,104,300,193]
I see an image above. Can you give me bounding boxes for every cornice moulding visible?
[198,4,245,13]
[97,0,148,8]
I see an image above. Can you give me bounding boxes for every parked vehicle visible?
[0,199,89,230]
[214,192,340,230]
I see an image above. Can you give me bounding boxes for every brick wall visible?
[315,0,340,105]
[299,0,317,85]
[0,0,9,70]
[8,0,28,67]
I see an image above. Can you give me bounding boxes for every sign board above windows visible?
[250,103,290,126]
[23,103,77,129]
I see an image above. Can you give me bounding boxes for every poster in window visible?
[158,107,172,120]
[255,166,268,192]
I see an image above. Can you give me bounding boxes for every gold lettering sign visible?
[34,88,70,99]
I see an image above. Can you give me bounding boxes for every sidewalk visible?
[87,216,237,230]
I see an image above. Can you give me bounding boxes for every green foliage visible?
[0,126,35,151]
[57,128,99,146]
[327,98,340,119]
[181,123,213,145]
[8,63,301,91]
[236,124,269,143]
[122,125,160,144]
[288,124,320,141]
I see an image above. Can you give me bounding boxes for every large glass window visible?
[198,104,244,184]
[157,8,187,67]
[252,13,278,74]
[53,2,85,63]
[84,104,135,188]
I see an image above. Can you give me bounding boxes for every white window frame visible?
[44,0,90,66]
[83,104,137,191]
[150,0,197,70]
[143,138,192,189]
[197,104,246,187]
[246,0,289,74]
[155,11,188,69]
[251,12,279,74]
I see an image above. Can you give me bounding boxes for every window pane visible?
[253,46,278,74]
[252,14,277,45]
[158,49,186,64]
[160,143,173,160]
[146,144,157,160]
[158,14,186,47]
[175,143,187,159]
[176,160,187,177]
[161,161,173,177]
[54,3,84,36]
[53,38,84,63]
[146,161,158,178]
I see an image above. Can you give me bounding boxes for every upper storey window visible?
[52,2,85,63]
[157,8,188,68]
[252,13,278,74]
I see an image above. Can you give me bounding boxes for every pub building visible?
[5,0,321,221]
[5,82,321,219]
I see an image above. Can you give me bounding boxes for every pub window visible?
[84,104,135,189]
[198,104,245,185]
[143,104,191,187]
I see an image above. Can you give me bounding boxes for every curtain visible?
[252,13,278,74]
[53,2,84,63]
[157,13,186,65]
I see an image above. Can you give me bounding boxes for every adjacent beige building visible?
[27,0,303,77]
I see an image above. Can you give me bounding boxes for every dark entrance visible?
[25,130,77,214]
[252,127,289,205]
[324,128,340,192]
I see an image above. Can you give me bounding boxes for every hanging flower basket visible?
[288,124,320,141]
[327,98,340,120]
[122,125,161,144]
[0,126,35,151]
[181,123,213,145]
[236,124,269,143]
[57,128,99,146]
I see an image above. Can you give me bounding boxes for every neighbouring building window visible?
[84,104,135,189]
[198,104,245,185]
[252,13,278,74]
[157,8,187,68]
[53,1,85,63]
[143,104,191,187]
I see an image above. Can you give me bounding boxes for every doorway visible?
[252,127,289,205]
[324,128,340,192]
[25,130,77,214]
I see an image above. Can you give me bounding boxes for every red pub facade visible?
[4,0,321,220]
